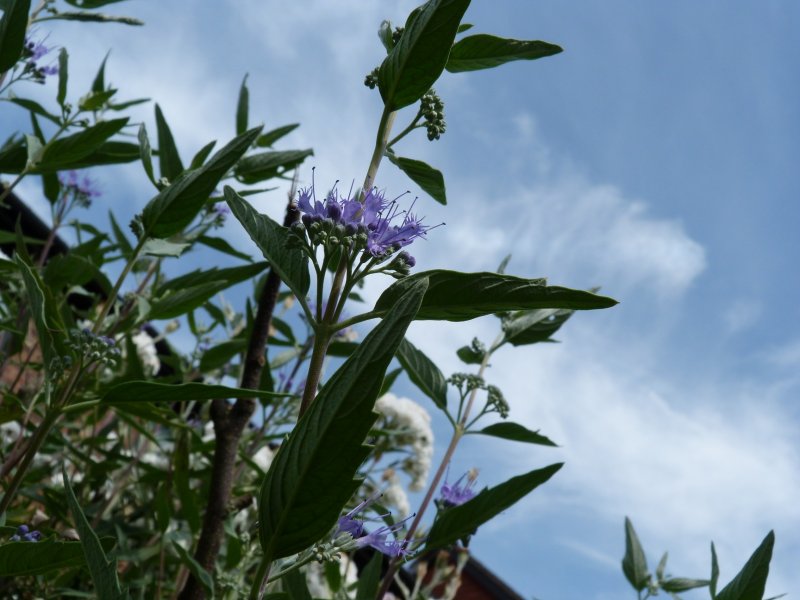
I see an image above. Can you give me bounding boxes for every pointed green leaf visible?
[141,238,190,258]
[258,278,428,560]
[234,148,313,184]
[0,0,31,72]
[356,552,383,600]
[236,74,249,135]
[57,48,68,105]
[64,0,127,8]
[38,118,128,170]
[716,531,775,600]
[154,104,184,181]
[478,422,557,446]
[283,568,312,600]
[137,123,156,185]
[0,536,116,576]
[197,234,252,261]
[199,339,247,372]
[374,270,617,321]
[223,185,310,298]
[396,337,448,409]
[662,578,711,593]
[172,542,215,599]
[102,381,287,403]
[378,0,471,110]
[446,34,562,73]
[63,466,123,599]
[41,11,143,25]
[157,261,268,295]
[502,308,573,347]
[256,123,300,148]
[91,51,109,93]
[189,139,217,169]
[141,126,262,238]
[108,210,133,255]
[622,517,650,592]
[656,552,669,582]
[711,542,720,597]
[387,153,446,205]
[7,97,61,124]
[425,463,562,550]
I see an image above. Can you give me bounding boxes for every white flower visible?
[132,330,160,376]
[382,468,411,517]
[375,393,434,491]
[253,445,274,472]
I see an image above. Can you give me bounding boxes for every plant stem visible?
[92,235,147,335]
[249,556,273,600]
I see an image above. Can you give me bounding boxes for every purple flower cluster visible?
[59,171,101,208]
[439,470,478,507]
[336,494,411,557]
[10,524,42,542]
[297,182,431,259]
[23,37,58,80]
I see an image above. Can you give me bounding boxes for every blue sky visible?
[4,1,799,598]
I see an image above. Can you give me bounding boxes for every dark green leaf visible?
[42,171,59,203]
[378,0,471,110]
[716,531,774,600]
[0,536,115,576]
[38,11,143,25]
[57,48,68,105]
[150,282,235,319]
[141,238,190,258]
[446,34,562,73]
[478,422,557,446]
[79,88,116,111]
[141,126,262,238]
[64,0,128,8]
[44,253,111,294]
[255,123,299,148]
[258,278,427,560]
[6,97,61,124]
[62,466,123,599]
[711,542,720,597]
[622,517,650,592]
[198,234,253,261]
[456,344,483,364]
[355,552,383,600]
[157,261,267,295]
[662,578,711,593]
[234,148,313,184]
[656,552,669,582]
[189,140,217,169]
[38,118,128,171]
[199,339,246,372]
[502,308,573,347]
[103,381,287,403]
[236,74,249,135]
[0,0,31,72]
[396,337,448,410]
[456,23,472,33]
[327,340,359,357]
[387,153,446,205]
[154,104,184,181]
[137,123,156,185]
[91,50,109,92]
[283,568,312,600]
[374,270,617,321]
[425,463,562,550]
[172,542,214,599]
[379,367,402,397]
[224,186,310,298]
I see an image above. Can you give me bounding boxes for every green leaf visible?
[198,234,252,262]
[716,531,775,600]
[141,238,190,258]
[57,48,68,106]
[374,270,617,322]
[711,542,720,597]
[40,11,143,25]
[258,278,428,560]
[109,210,132,255]
[172,542,215,599]
[236,74,249,135]
[445,34,562,73]
[502,308,573,347]
[234,148,313,184]
[662,578,711,593]
[63,0,127,8]
[62,466,123,599]
[103,381,286,403]
[157,261,267,295]
[378,0,471,110]
[189,140,217,169]
[283,568,312,600]
[149,282,235,319]
[6,97,61,124]
[13,253,68,372]
[622,517,650,592]
[79,88,116,111]
[656,552,669,582]
[386,153,446,205]
[199,339,246,372]
[224,186,310,298]
[154,104,184,181]
[396,337,448,410]
[0,0,31,72]
[456,344,483,364]
[44,253,111,294]
[137,123,156,185]
[41,171,59,203]
[91,50,109,93]
[141,126,262,238]
[0,536,115,576]
[355,552,383,600]
[38,118,128,171]
[256,123,299,148]
[478,422,557,446]
[425,463,562,550]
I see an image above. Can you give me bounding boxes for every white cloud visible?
[723,298,762,333]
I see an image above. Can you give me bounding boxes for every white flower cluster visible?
[132,330,160,376]
[375,393,434,492]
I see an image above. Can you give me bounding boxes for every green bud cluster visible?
[486,385,509,418]
[421,89,446,141]
[449,372,485,394]
[364,67,379,89]
[449,373,510,419]
[391,26,405,46]
[48,354,74,382]
[67,328,121,368]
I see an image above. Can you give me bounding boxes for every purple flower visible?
[10,524,42,542]
[336,494,411,557]
[440,470,478,507]
[23,36,58,80]
[59,171,101,208]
